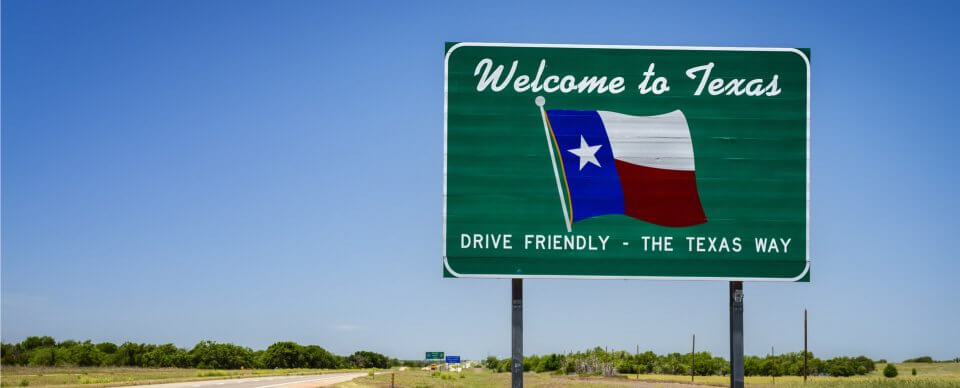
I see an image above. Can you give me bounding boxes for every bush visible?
[70,341,104,366]
[904,356,934,363]
[615,359,637,374]
[21,337,55,351]
[347,351,390,369]
[96,342,118,355]
[912,368,917,376]
[522,355,537,372]
[1,336,397,370]
[260,342,303,368]
[483,356,499,370]
[883,363,898,378]
[821,356,875,377]
[302,345,339,369]
[2,344,29,366]
[189,341,256,369]
[535,354,562,372]
[497,358,512,373]
[142,344,190,368]
[28,347,67,366]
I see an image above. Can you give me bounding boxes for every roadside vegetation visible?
[338,362,960,387]
[0,336,416,369]
[483,347,890,377]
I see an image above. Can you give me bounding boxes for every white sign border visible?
[443,42,811,282]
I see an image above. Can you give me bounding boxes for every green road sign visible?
[443,42,810,281]
[426,352,444,360]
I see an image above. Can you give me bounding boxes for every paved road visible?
[124,373,367,388]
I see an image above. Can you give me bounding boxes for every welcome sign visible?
[443,43,809,281]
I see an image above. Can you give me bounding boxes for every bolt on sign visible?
[443,42,810,281]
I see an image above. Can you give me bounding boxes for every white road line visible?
[253,376,338,388]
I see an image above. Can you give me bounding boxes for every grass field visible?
[631,363,960,387]
[337,368,659,387]
[338,363,960,387]
[3,363,957,387]
[0,366,365,388]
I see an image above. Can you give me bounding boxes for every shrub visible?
[497,358,512,373]
[70,341,104,366]
[615,359,637,374]
[28,347,63,366]
[483,356,499,370]
[883,363,898,378]
[260,342,303,368]
[302,345,339,369]
[2,344,29,366]
[190,341,256,369]
[347,351,390,369]
[21,337,55,351]
[522,355,537,372]
[535,354,562,372]
[95,342,118,355]
[904,356,934,363]
[912,368,917,376]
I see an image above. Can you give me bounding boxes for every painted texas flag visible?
[541,102,707,229]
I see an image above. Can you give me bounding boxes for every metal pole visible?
[691,334,696,382]
[729,281,744,388]
[804,309,808,383]
[512,279,523,388]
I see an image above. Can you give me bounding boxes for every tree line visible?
[484,347,884,377]
[0,336,411,369]
[902,356,960,363]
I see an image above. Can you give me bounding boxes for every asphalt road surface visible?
[124,373,368,388]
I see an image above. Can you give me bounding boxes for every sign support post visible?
[730,281,744,388]
[512,278,523,388]
[804,309,808,383]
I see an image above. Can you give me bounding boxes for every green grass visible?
[337,363,960,387]
[625,363,960,387]
[337,368,647,387]
[0,366,365,388]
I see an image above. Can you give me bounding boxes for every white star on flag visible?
[567,135,602,170]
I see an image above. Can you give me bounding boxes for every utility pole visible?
[691,334,696,382]
[772,345,776,385]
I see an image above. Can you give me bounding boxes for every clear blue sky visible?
[2,1,958,362]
